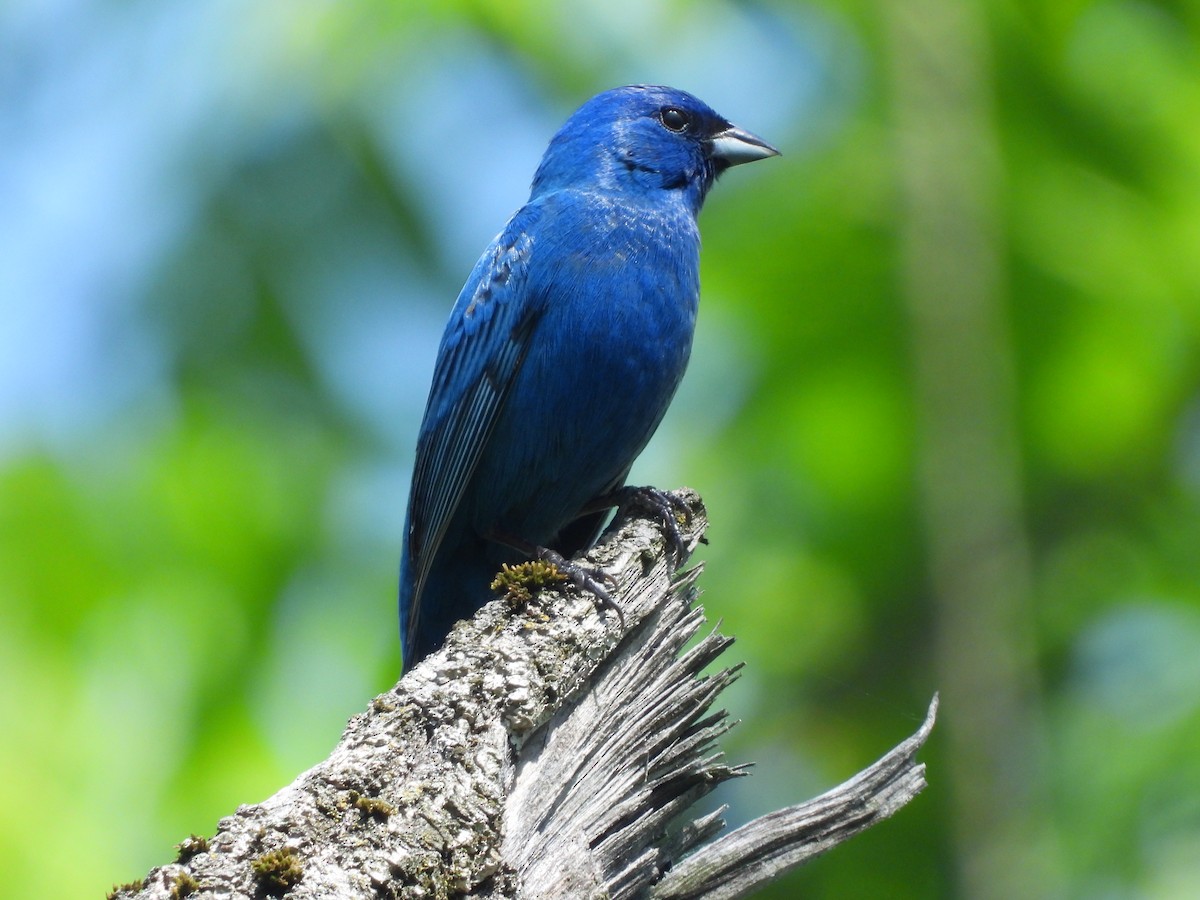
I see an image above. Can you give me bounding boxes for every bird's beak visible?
[706,124,780,167]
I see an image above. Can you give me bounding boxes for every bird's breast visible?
[552,204,699,388]
[469,197,701,539]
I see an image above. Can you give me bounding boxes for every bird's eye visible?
[660,107,691,133]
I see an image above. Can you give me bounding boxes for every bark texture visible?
[112,489,934,900]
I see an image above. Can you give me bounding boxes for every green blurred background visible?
[4,0,1200,897]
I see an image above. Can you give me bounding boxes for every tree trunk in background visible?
[881,2,1058,897]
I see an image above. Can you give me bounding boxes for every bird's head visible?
[531,85,778,213]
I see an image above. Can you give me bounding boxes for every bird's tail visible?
[399,530,507,672]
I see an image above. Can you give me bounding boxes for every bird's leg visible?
[486,531,624,626]
[583,486,699,559]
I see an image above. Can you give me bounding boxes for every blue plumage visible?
[399,85,777,669]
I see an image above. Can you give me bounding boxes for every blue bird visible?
[399,85,777,670]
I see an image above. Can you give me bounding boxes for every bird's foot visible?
[533,546,625,628]
[608,485,695,559]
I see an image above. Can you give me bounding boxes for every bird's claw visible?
[614,486,692,560]
[535,547,625,628]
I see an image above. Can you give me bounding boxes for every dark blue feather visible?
[399,85,777,669]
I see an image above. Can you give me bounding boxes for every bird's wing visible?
[403,205,545,647]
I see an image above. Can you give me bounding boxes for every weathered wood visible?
[651,696,937,900]
[112,490,934,900]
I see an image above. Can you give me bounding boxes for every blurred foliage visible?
[4,0,1200,897]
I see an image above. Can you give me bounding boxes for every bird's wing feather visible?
[403,206,545,648]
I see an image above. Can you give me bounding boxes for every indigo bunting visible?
[399,85,777,669]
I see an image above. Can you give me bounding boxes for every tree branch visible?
[112,490,935,900]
